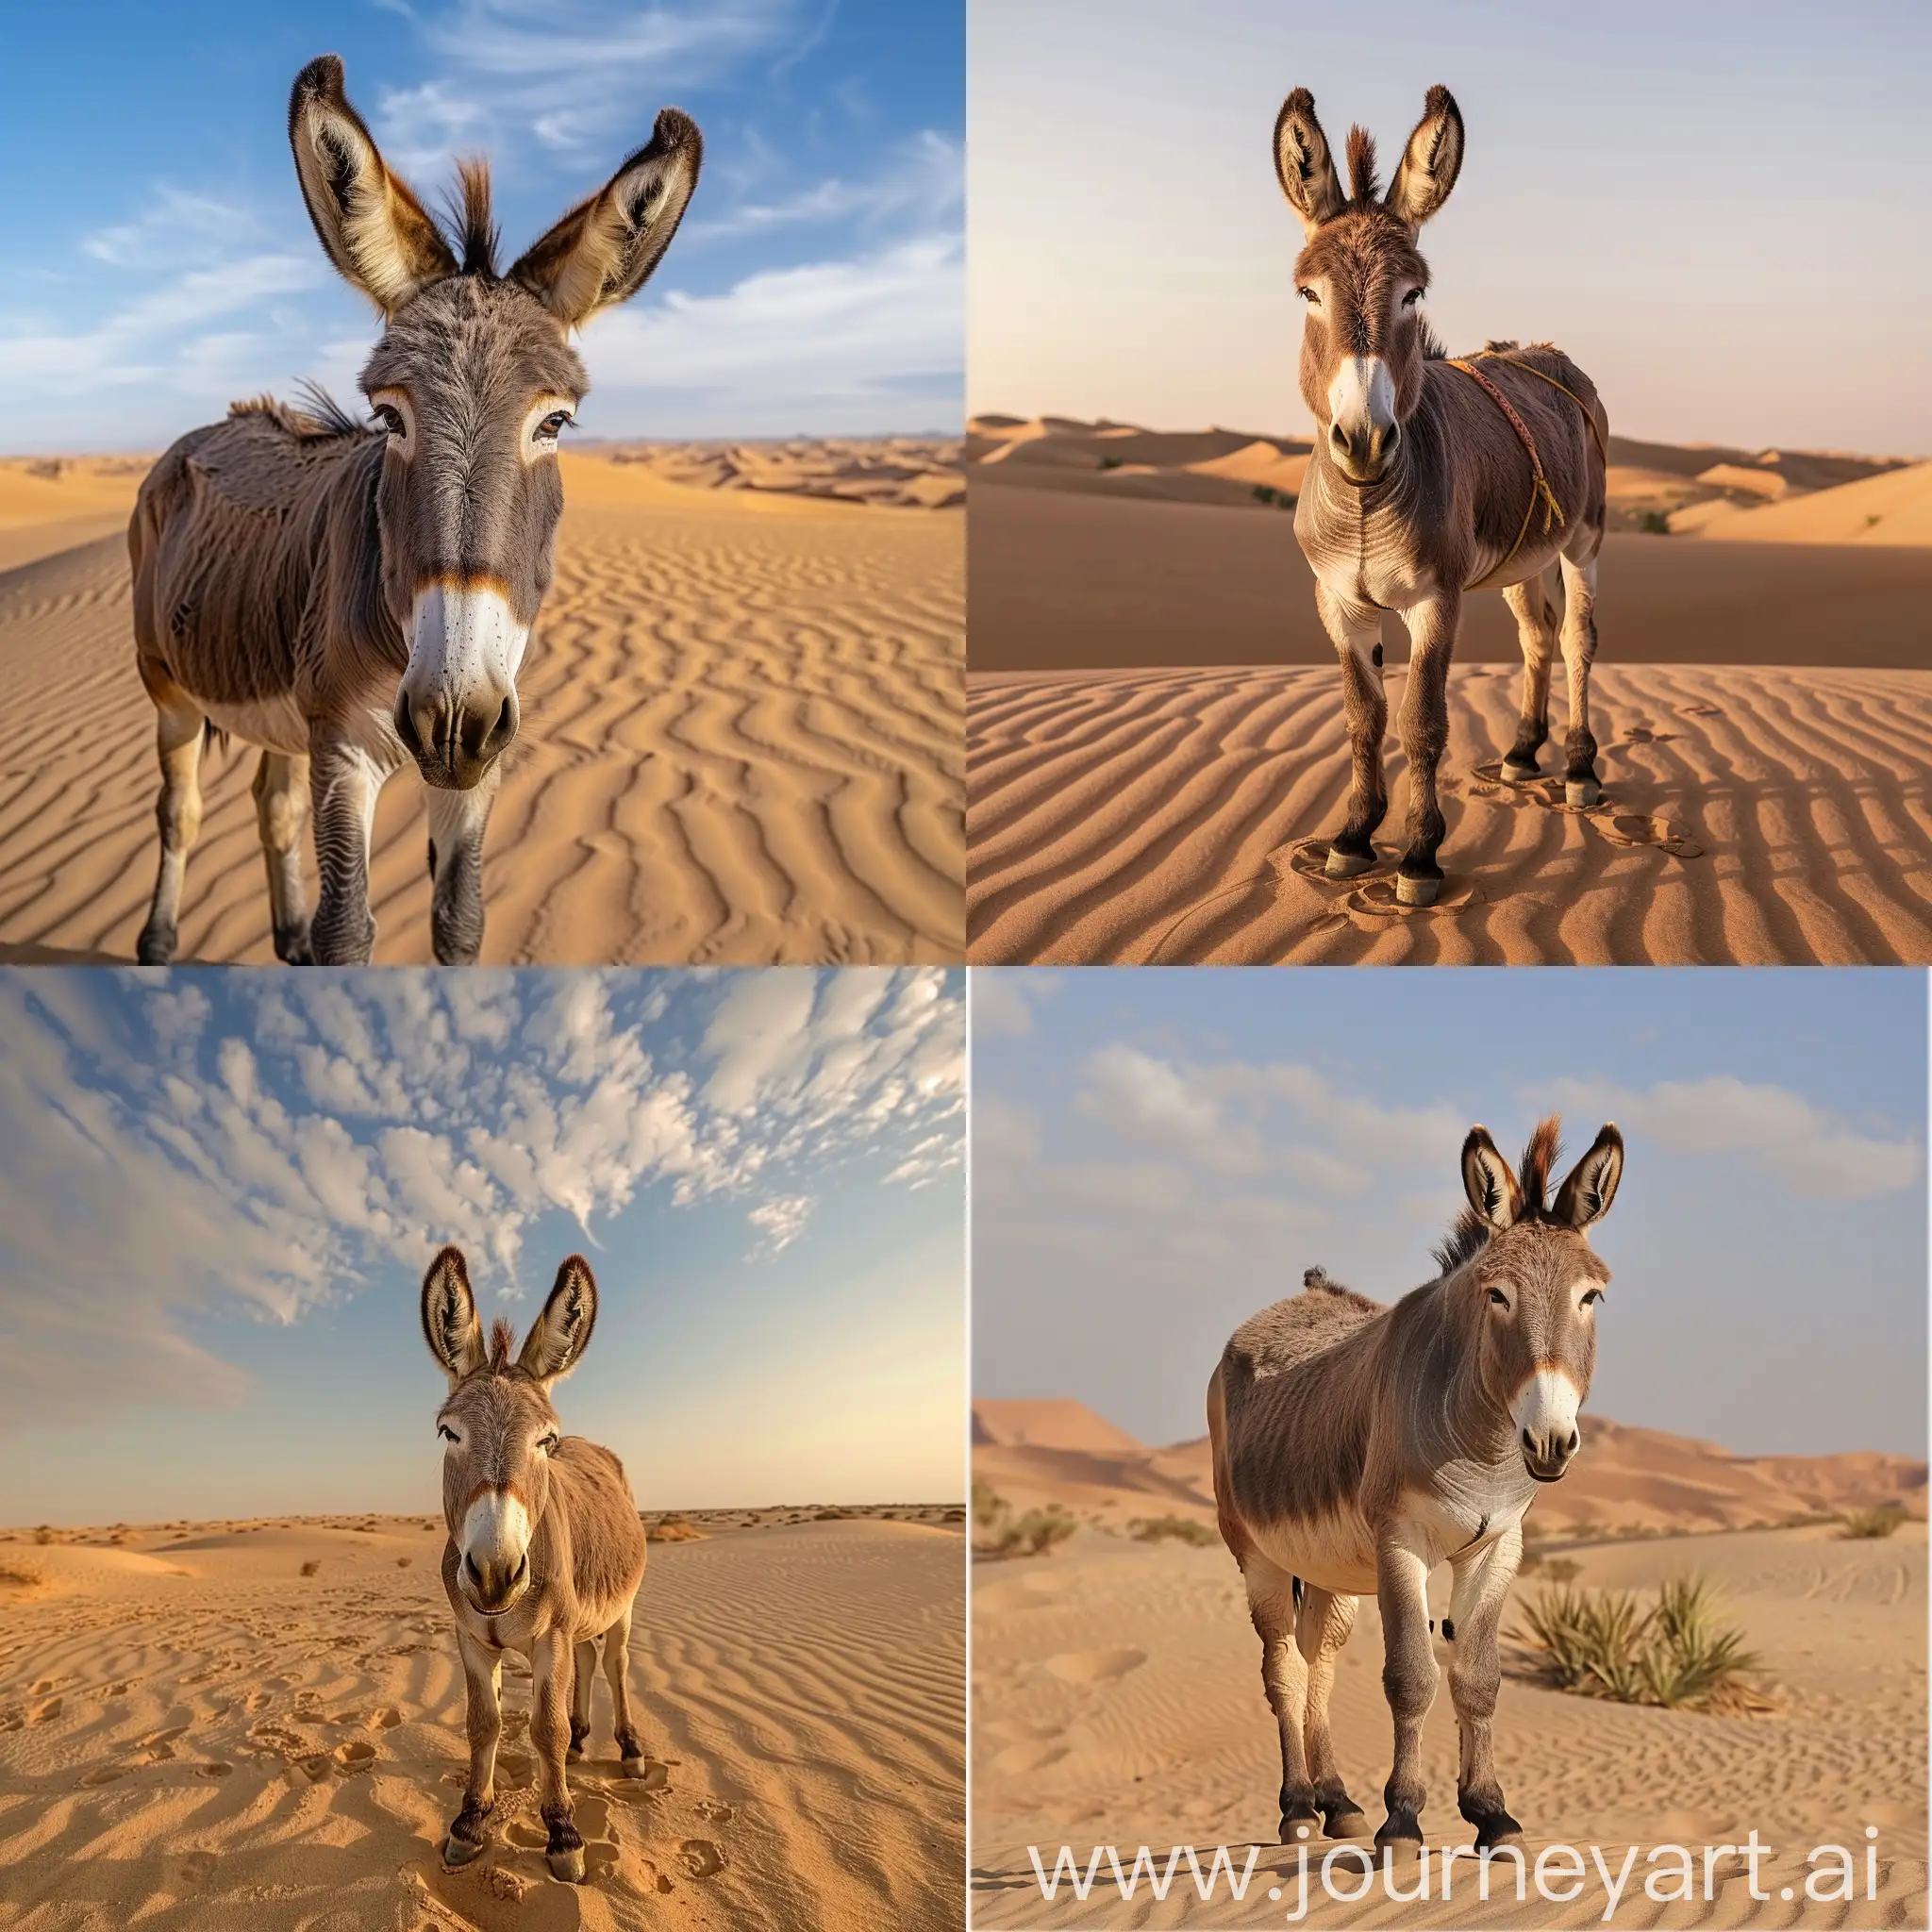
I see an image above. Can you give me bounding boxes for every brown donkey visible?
[423,1247,650,1883]
[1276,86,1609,904]
[131,56,701,965]
[1208,1118,1624,1853]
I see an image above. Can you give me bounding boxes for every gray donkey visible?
[1209,1118,1624,1853]
[1276,87,1609,904]
[423,1247,651,1883]
[130,56,701,965]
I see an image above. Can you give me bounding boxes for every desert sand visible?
[0,1504,965,1931]
[971,1401,1927,1929]
[965,418,1932,965]
[0,441,961,966]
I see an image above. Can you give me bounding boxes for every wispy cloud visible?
[0,969,961,1426]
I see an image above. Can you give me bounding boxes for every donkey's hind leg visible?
[136,691,208,965]
[252,751,314,963]
[1314,583,1389,878]
[567,1637,595,1758]
[1242,1556,1320,1840]
[1297,1585,1370,1839]
[602,1605,648,1773]
[1557,539,1605,808]
[1500,572,1558,782]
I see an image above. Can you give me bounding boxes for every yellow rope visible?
[1481,354,1610,466]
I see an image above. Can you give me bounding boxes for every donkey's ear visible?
[289,56,456,315]
[1385,84,1464,228]
[1274,89,1345,237]
[1461,1125,1524,1231]
[422,1246,486,1385]
[1553,1124,1624,1229]
[518,1256,599,1387]
[509,108,702,330]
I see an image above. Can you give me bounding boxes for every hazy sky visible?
[0,0,962,450]
[0,967,963,1524]
[974,969,1926,1459]
[970,0,1932,453]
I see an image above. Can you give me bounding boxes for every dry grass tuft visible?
[1839,1506,1907,1541]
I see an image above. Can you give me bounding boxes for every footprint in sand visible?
[678,1840,726,1878]
[1277,841,1482,920]
[170,1850,217,1896]
[194,1761,233,1779]
[293,1754,331,1782]
[609,1758,672,1803]
[333,1740,376,1774]
[693,1798,735,1824]
[80,1764,130,1787]
[1621,728,1677,745]
[370,1707,404,1730]
[1468,761,1704,859]
[1044,1648,1147,1684]
[32,1698,62,1724]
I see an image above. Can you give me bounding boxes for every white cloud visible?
[746,1192,813,1259]
[971,970,1059,1040]
[1534,1074,1921,1200]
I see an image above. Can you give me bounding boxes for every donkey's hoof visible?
[1500,758,1541,786]
[1324,843,1376,879]
[1471,1808,1525,1851]
[443,1832,488,1867]
[1394,872,1441,907]
[1326,1806,1373,1840]
[1565,776,1601,808]
[274,921,314,966]
[547,1844,587,1883]
[136,924,178,967]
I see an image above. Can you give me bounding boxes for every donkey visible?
[130,55,701,965]
[1208,1118,1624,1854]
[423,1246,651,1883]
[1274,87,1609,904]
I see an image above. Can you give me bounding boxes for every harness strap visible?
[1445,352,1605,587]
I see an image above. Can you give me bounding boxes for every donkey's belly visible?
[201,695,311,756]
[1251,1507,1379,1596]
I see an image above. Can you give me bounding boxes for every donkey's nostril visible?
[1522,1428,1536,1452]
[463,1551,483,1586]
[1567,1429,1580,1454]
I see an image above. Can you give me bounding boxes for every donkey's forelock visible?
[488,1317,515,1374]
[1343,126,1381,208]
[1517,1117,1564,1215]
[446,158,501,279]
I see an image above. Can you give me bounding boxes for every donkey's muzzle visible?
[1329,415,1401,484]
[397,580,528,789]
[1521,1424,1580,1483]
[462,1546,530,1612]
[394,684,519,790]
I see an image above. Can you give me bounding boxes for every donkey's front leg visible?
[1393,591,1461,905]
[1314,583,1389,878]
[1557,546,1603,808]
[1374,1533,1439,1852]
[1445,1524,1525,1850]
[307,732,389,964]
[425,763,499,966]
[532,1628,586,1882]
[443,1628,503,1866]
[136,692,207,965]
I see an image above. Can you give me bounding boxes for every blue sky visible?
[0,0,962,450]
[0,966,963,1523]
[974,969,1927,1459]
[971,0,1932,451]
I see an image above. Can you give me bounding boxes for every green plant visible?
[1507,1574,1768,1713]
[996,1505,1076,1558]
[1126,1514,1217,1547]
[972,1477,1007,1531]
[1637,509,1671,535]
[1253,483,1298,509]
[1839,1506,1905,1540]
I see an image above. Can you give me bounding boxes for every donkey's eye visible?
[374,404,406,437]
[536,410,574,441]
[1296,286,1319,306]
[1488,1289,1509,1307]
[1401,288,1424,308]
[438,1424,458,1443]
[1581,1289,1603,1307]
[539,1433,560,1454]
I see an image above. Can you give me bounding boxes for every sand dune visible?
[971,1400,1927,1928]
[597,435,963,508]
[0,446,962,966]
[967,661,1932,964]
[0,1508,964,1930]
[1681,460,1932,544]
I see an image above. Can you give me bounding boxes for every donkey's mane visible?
[1430,1115,1568,1274]
[227,381,365,441]
[444,158,501,277]
[488,1317,515,1373]
[1343,126,1381,208]
[1431,1211,1491,1277]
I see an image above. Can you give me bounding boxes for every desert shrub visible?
[1839,1506,1905,1540]
[998,1506,1076,1557]
[1098,456,1124,471]
[1253,484,1298,509]
[299,1559,320,1577]
[1637,509,1671,534]
[1508,1574,1768,1713]
[647,1513,705,1543]
[1127,1515,1217,1547]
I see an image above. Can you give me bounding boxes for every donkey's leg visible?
[1446,1524,1526,1850]
[252,751,314,964]
[1557,541,1604,808]
[1241,1556,1318,1840]
[603,1605,648,1773]
[1297,1585,1369,1839]
[1392,591,1461,904]
[1374,1532,1438,1850]
[136,695,207,965]
[1500,573,1558,781]
[443,1629,502,1866]
[1314,583,1389,878]
[532,1627,586,1882]
[425,761,499,966]
[307,733,388,965]
[568,1637,595,1758]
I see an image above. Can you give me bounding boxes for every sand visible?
[969,660,1932,964]
[970,1403,1927,1928]
[0,445,961,966]
[0,1507,965,1931]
